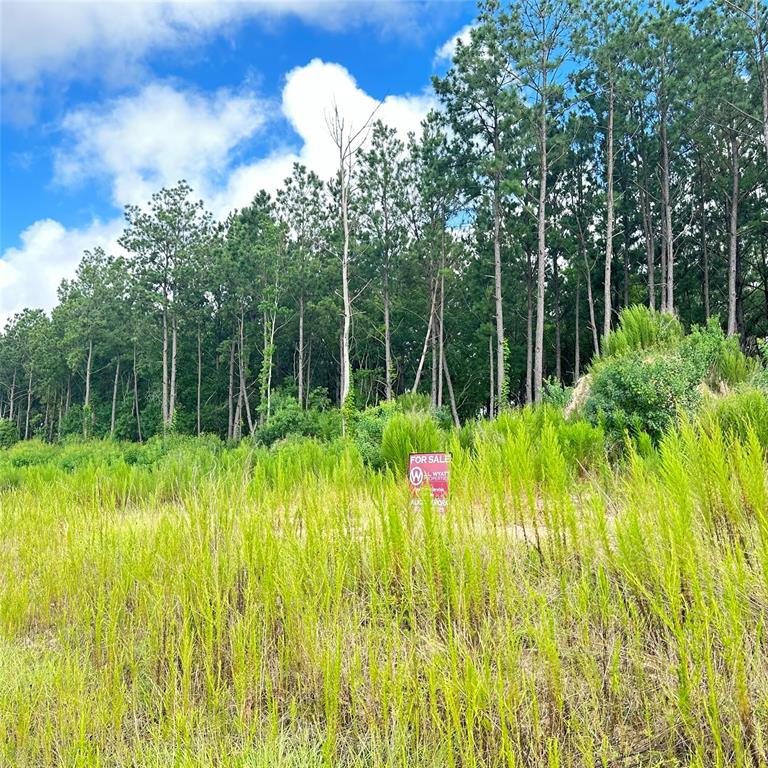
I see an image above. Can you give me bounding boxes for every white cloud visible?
[54,59,434,216]
[54,83,270,208]
[212,58,435,213]
[0,1,426,87]
[0,217,123,327]
[434,23,475,65]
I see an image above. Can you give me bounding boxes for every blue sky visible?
[0,0,476,324]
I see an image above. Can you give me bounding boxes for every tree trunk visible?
[298,292,305,407]
[240,311,254,434]
[574,275,581,384]
[697,153,710,320]
[266,309,277,421]
[441,351,460,428]
[133,343,142,443]
[24,368,32,440]
[110,357,120,438]
[553,250,561,382]
[162,308,169,427]
[437,245,446,409]
[493,172,505,409]
[755,0,768,162]
[430,309,438,408]
[526,252,533,405]
[169,316,177,428]
[227,338,235,440]
[603,81,615,338]
[84,338,93,410]
[84,337,93,438]
[340,154,352,410]
[8,368,16,421]
[728,132,740,337]
[640,180,655,311]
[233,382,242,442]
[488,333,494,418]
[384,270,393,401]
[534,80,548,402]
[660,112,674,313]
[623,206,630,309]
[196,330,202,436]
[412,278,438,393]
[585,256,599,359]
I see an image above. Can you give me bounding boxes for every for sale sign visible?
[408,452,450,508]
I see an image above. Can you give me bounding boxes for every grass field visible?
[1,411,767,767]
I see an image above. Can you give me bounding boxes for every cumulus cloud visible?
[1,1,427,87]
[2,58,435,319]
[54,83,271,208]
[434,23,475,65]
[0,217,124,327]
[212,58,435,214]
[53,59,435,216]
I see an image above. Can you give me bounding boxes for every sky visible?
[0,0,477,326]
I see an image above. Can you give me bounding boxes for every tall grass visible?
[1,415,767,767]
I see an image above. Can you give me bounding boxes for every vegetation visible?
[2,0,767,763]
[2,398,768,766]
[1,0,767,439]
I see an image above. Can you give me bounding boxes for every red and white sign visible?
[408,452,450,507]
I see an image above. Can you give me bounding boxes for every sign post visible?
[408,452,450,509]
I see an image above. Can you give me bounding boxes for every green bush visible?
[700,388,768,448]
[350,401,397,469]
[6,440,57,467]
[542,377,573,409]
[255,396,340,448]
[380,411,442,475]
[683,319,756,388]
[586,351,701,443]
[0,419,18,449]
[394,392,432,413]
[602,305,684,358]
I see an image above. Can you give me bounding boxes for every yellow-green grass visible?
[1,417,767,767]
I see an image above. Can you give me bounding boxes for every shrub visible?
[557,419,606,473]
[380,411,442,475]
[700,388,768,448]
[255,396,340,448]
[0,419,18,449]
[394,392,432,413]
[6,440,57,467]
[684,319,756,388]
[585,351,701,443]
[351,401,396,469]
[602,305,684,358]
[542,377,573,409]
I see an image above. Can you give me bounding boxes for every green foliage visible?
[586,351,701,442]
[587,309,766,445]
[4,440,57,467]
[2,407,768,766]
[541,376,573,409]
[380,411,442,475]
[601,305,684,358]
[349,401,396,469]
[683,318,756,388]
[255,395,341,448]
[699,388,768,448]
[0,419,17,449]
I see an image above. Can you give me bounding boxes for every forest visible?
[0,0,767,441]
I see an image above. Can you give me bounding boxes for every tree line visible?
[1,0,766,441]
